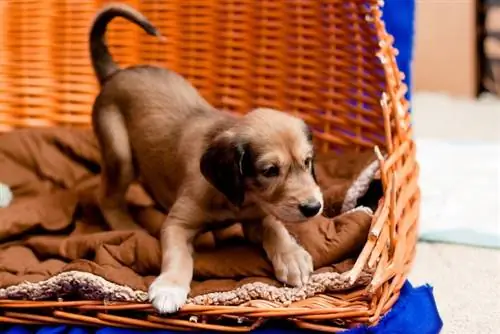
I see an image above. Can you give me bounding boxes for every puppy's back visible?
[98,65,212,121]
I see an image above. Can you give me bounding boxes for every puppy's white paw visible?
[270,243,313,287]
[148,276,188,314]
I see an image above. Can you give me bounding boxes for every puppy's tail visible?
[89,3,163,86]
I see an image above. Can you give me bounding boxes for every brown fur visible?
[89,3,323,314]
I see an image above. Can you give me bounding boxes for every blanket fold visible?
[0,128,382,305]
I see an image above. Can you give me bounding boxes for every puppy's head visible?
[200,108,323,223]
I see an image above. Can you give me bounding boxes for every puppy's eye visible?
[261,165,280,178]
[304,157,312,169]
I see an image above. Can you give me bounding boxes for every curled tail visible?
[89,3,163,85]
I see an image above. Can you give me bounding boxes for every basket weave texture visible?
[0,0,419,332]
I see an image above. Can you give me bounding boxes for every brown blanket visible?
[0,128,381,306]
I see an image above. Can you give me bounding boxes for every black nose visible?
[299,201,322,218]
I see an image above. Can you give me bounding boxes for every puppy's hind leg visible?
[93,105,140,231]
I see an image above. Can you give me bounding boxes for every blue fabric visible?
[383,0,415,102]
[1,282,442,334]
[2,0,440,333]
[347,282,443,334]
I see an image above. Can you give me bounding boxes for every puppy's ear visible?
[200,135,247,207]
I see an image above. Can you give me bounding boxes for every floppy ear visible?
[200,136,246,207]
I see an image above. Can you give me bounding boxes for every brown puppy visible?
[89,4,323,314]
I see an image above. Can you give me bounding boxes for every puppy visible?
[89,4,324,314]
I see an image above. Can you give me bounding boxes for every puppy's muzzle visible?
[298,198,322,218]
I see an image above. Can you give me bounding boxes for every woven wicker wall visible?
[0,0,387,151]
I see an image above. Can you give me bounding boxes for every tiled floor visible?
[409,92,500,334]
[412,92,500,142]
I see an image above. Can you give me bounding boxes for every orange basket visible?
[0,0,419,332]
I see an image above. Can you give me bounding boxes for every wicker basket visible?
[0,0,419,332]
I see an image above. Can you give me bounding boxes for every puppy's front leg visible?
[149,203,199,314]
[244,216,313,287]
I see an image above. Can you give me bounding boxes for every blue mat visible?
[383,0,415,102]
[2,0,443,333]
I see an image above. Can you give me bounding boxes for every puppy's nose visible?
[299,200,322,218]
